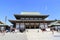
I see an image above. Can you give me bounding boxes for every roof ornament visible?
[55,19,57,21]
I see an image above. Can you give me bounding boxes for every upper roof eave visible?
[14,14,49,16]
[14,14,49,19]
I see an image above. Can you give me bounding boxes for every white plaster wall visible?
[40,23,48,29]
[16,23,19,29]
[20,23,25,28]
[40,23,44,28]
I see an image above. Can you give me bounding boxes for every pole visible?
[5,16,7,24]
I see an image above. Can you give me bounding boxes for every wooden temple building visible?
[9,12,60,32]
[0,21,10,32]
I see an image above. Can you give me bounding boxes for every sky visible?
[0,0,60,25]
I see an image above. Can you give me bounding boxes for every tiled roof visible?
[0,21,9,26]
[20,12,40,15]
[0,24,8,26]
[0,21,3,24]
[48,21,60,26]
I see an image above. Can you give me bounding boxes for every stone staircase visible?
[0,29,59,40]
[53,31,60,40]
[26,29,53,40]
[0,32,28,40]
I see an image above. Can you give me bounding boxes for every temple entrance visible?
[25,25,39,29]
[25,23,39,29]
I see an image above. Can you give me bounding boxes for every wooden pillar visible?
[39,23,40,29]
[57,26,58,31]
[34,23,36,29]
[47,23,48,28]
[29,23,31,29]
[43,20,45,29]
[34,23,35,29]
[34,25,36,29]
[29,18,30,20]
[29,26,31,29]
[19,23,20,30]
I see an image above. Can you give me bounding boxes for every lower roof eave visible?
[9,20,55,24]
